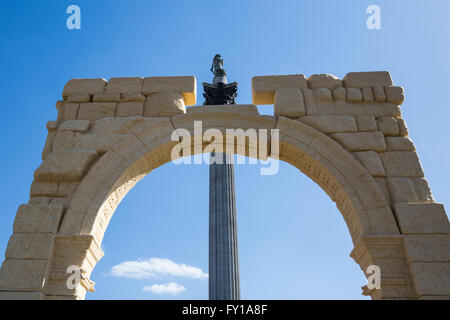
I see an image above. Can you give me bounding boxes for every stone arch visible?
[0,73,448,300]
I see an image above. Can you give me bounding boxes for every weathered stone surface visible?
[106,77,143,94]
[93,92,120,102]
[404,235,450,262]
[343,71,393,88]
[144,91,185,117]
[67,93,90,103]
[307,74,342,90]
[142,76,196,105]
[0,291,45,300]
[373,85,386,102]
[58,120,90,133]
[63,79,107,100]
[362,87,374,102]
[393,203,450,234]
[313,88,333,101]
[353,151,385,176]
[42,130,56,160]
[6,233,54,260]
[0,259,49,291]
[374,178,390,203]
[387,178,434,203]
[380,151,424,177]
[252,74,307,105]
[299,115,357,133]
[34,150,98,182]
[410,262,450,296]
[122,92,145,102]
[274,87,305,118]
[355,115,377,131]
[116,102,144,117]
[53,131,75,150]
[74,134,126,152]
[13,203,64,233]
[330,131,386,152]
[62,103,79,121]
[301,88,317,115]
[385,137,415,151]
[78,102,116,121]
[377,117,399,136]
[385,86,405,105]
[397,118,409,137]
[346,88,363,102]
[30,181,58,197]
[333,87,346,100]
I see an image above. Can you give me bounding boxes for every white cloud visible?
[143,282,186,295]
[109,258,208,280]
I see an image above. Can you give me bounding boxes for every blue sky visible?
[0,0,449,299]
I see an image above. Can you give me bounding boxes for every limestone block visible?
[380,151,424,177]
[30,181,58,197]
[387,178,434,203]
[63,78,107,100]
[404,235,450,262]
[0,291,45,300]
[144,91,186,117]
[352,151,385,177]
[67,93,90,103]
[122,92,146,102]
[62,103,79,121]
[307,74,342,90]
[57,182,78,199]
[106,77,143,94]
[385,86,405,105]
[51,235,104,269]
[0,259,49,291]
[333,87,346,100]
[6,233,54,260]
[53,131,75,150]
[377,117,399,136]
[274,88,305,118]
[299,115,357,133]
[142,76,196,106]
[362,206,400,234]
[373,85,386,102]
[385,137,415,151]
[409,262,450,296]
[362,87,374,102]
[13,203,64,233]
[74,133,127,152]
[313,88,333,101]
[91,116,146,135]
[346,88,363,103]
[355,115,377,131]
[58,120,90,133]
[78,102,116,121]
[343,71,393,88]
[374,178,390,203]
[42,130,56,160]
[56,100,64,122]
[397,118,409,137]
[393,203,450,234]
[252,74,307,105]
[93,92,120,102]
[117,102,144,117]
[330,131,386,152]
[301,88,317,115]
[34,149,98,182]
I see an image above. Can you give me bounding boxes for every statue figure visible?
[211,54,225,76]
[203,54,237,105]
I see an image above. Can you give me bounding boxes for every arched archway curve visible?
[60,106,400,248]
